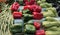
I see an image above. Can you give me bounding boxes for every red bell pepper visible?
[35,6,42,13]
[23,5,41,13]
[29,5,42,13]
[36,30,45,35]
[13,11,22,19]
[11,2,20,11]
[25,2,30,5]
[33,12,43,20]
[29,0,36,5]
[23,5,30,10]
[23,0,28,3]
[34,22,41,30]
[24,0,36,5]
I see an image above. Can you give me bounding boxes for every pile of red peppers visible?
[11,2,23,19]
[10,0,45,35]
[23,5,43,20]
[33,22,45,35]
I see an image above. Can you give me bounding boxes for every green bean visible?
[0,4,13,35]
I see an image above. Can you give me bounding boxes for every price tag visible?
[14,19,24,33]
[14,19,23,25]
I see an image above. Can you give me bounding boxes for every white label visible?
[14,19,23,25]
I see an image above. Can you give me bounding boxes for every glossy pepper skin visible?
[23,14,33,23]
[29,5,42,13]
[24,0,36,5]
[36,30,45,35]
[11,2,20,11]
[23,5,30,10]
[23,5,42,13]
[33,12,43,20]
[34,22,41,30]
[13,11,22,19]
[10,25,22,33]
[25,24,36,34]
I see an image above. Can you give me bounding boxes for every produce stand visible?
[0,0,60,35]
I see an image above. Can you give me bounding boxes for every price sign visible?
[14,19,23,25]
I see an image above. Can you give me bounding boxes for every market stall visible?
[0,0,60,35]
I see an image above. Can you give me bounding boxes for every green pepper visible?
[23,14,33,23]
[10,25,22,33]
[23,9,32,14]
[27,20,34,25]
[25,24,36,34]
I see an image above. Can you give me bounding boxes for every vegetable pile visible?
[0,0,60,35]
[0,3,13,35]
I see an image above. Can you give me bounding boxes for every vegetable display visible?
[0,0,60,35]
